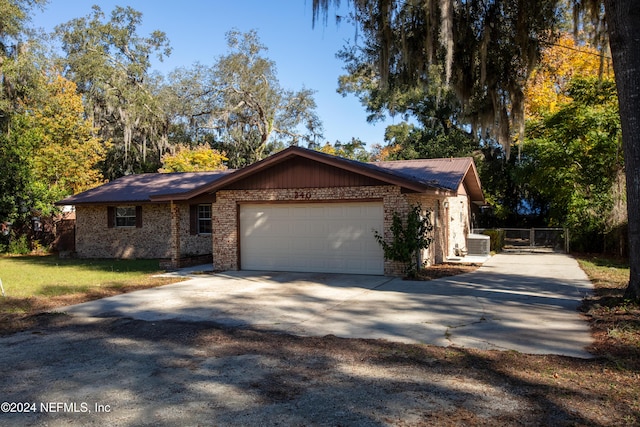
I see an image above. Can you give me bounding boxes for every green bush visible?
[481,229,504,252]
[373,204,434,277]
[7,233,30,255]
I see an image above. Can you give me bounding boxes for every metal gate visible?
[474,228,569,253]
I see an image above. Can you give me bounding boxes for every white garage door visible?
[240,202,384,274]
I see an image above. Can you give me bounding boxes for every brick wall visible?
[406,193,471,264]
[446,194,472,256]
[75,203,212,260]
[75,191,470,271]
[212,185,414,276]
[76,204,170,258]
[178,203,212,256]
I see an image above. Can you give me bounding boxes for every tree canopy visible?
[315,0,561,158]
[1,0,105,241]
[523,77,623,249]
[520,33,623,252]
[55,5,172,178]
[159,145,228,173]
[0,72,106,231]
[524,34,613,120]
[166,30,323,168]
[313,0,640,300]
[0,0,47,132]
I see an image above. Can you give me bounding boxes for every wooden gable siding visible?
[225,157,389,190]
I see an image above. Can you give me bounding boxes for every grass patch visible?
[576,254,640,371]
[0,255,182,334]
[577,254,630,293]
[0,256,167,297]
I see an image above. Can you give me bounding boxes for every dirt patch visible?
[1,314,637,426]
[413,263,480,281]
[0,278,179,335]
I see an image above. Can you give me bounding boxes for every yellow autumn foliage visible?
[159,145,228,173]
[30,75,108,195]
[525,34,613,120]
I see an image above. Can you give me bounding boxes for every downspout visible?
[443,200,450,259]
[170,201,181,269]
[433,203,439,265]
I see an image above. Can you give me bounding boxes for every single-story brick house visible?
[57,146,485,275]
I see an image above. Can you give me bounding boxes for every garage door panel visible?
[240,202,384,274]
[292,221,321,235]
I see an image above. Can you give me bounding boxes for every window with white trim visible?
[197,204,212,234]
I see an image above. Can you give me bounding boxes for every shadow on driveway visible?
[60,253,594,358]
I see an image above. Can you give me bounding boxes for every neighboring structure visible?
[57,146,485,275]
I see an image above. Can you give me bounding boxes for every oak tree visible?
[313,0,640,300]
[523,77,622,251]
[56,5,171,178]
[166,30,323,168]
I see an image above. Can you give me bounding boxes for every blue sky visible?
[30,0,398,148]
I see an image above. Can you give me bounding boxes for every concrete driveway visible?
[61,252,594,358]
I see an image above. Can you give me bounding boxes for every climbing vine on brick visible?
[374,204,434,277]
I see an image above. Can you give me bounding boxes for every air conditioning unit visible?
[467,233,490,256]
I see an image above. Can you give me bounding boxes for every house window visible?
[115,206,137,227]
[197,204,212,234]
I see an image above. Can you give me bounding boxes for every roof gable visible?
[152,146,459,201]
[373,157,484,202]
[223,156,391,190]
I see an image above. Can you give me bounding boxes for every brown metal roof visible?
[372,157,484,202]
[57,147,484,205]
[56,171,233,205]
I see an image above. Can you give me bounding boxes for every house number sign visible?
[294,191,312,200]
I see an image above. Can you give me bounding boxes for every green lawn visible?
[0,255,170,298]
[576,254,630,289]
[0,255,182,332]
[576,254,639,356]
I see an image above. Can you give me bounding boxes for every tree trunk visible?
[604,0,640,300]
